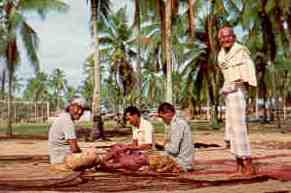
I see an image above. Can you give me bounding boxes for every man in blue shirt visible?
[157,102,194,172]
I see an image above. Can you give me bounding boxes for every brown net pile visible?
[0,171,272,192]
[0,153,291,192]
[0,163,83,190]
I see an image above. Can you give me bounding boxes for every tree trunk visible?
[255,88,259,120]
[7,70,12,136]
[1,70,5,100]
[275,96,281,129]
[206,4,220,129]
[164,0,173,103]
[206,98,210,120]
[134,0,142,106]
[90,0,105,141]
[56,91,60,112]
[187,0,196,40]
[209,75,220,129]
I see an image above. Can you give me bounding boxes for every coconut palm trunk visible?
[134,0,142,105]
[7,69,13,136]
[187,0,196,40]
[1,70,5,99]
[89,0,105,141]
[164,0,172,103]
[206,0,220,129]
[5,2,16,137]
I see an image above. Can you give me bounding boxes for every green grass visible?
[152,120,220,133]
[0,123,50,136]
[0,119,223,136]
[0,119,288,138]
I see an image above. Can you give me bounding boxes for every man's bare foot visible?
[242,158,256,176]
[229,171,243,177]
[225,140,230,149]
[243,165,256,176]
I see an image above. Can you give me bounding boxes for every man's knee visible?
[65,148,100,170]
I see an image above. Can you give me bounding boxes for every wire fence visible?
[0,100,50,127]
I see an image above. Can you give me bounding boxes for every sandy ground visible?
[1,128,291,193]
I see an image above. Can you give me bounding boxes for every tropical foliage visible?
[0,0,68,135]
[2,0,291,133]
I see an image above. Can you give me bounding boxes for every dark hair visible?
[124,106,141,117]
[158,102,175,114]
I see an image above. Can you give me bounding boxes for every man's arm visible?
[68,139,81,153]
[240,48,257,87]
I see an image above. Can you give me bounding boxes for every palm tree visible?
[23,72,49,102]
[163,0,174,103]
[132,0,142,104]
[142,69,165,107]
[86,7,139,113]
[187,0,197,40]
[87,0,111,141]
[49,68,67,111]
[239,0,291,126]
[2,0,68,136]
[173,0,240,126]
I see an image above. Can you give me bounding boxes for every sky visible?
[17,0,134,91]
[18,0,91,88]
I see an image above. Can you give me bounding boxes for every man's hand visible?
[156,138,168,147]
[68,139,81,153]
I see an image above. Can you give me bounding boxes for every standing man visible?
[217,26,257,176]
[48,96,88,170]
[157,102,194,172]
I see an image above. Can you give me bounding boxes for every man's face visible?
[218,27,236,49]
[69,104,84,120]
[158,111,174,125]
[126,113,140,127]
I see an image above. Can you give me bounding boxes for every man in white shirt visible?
[48,96,89,170]
[125,106,154,150]
[106,106,154,155]
[100,106,154,169]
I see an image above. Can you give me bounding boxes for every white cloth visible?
[218,42,257,87]
[225,88,251,157]
[48,112,77,164]
[132,117,154,146]
[218,42,255,158]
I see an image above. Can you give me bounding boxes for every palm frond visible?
[20,21,39,72]
[19,0,69,19]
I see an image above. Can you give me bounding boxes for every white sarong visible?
[225,87,251,157]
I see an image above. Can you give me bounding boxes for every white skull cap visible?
[70,96,88,109]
